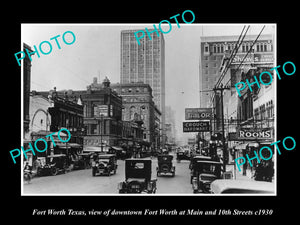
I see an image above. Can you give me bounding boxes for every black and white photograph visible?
[4,4,299,223]
[20,23,277,195]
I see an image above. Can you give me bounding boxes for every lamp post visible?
[213,83,230,172]
[100,114,104,152]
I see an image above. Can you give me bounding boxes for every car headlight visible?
[192,178,198,189]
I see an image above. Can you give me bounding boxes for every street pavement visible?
[23,153,194,195]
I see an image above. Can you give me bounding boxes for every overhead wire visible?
[223,25,266,88]
[209,26,250,106]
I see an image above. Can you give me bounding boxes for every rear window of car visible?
[134,163,144,169]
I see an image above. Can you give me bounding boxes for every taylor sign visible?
[237,128,273,140]
[183,121,210,132]
[185,108,212,120]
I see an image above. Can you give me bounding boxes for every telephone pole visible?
[213,83,230,172]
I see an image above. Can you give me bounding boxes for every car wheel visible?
[51,167,58,176]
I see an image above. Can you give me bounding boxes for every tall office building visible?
[120,29,166,146]
[199,34,274,108]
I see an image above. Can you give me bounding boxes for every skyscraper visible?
[120,29,166,146]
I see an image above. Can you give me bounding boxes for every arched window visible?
[130,106,136,120]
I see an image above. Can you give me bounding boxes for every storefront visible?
[233,127,274,179]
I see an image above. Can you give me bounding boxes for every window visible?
[266,100,274,118]
[256,43,260,52]
[90,124,97,135]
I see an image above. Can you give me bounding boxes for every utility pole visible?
[213,83,230,172]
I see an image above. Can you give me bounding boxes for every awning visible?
[83,145,110,153]
[235,143,248,150]
[234,142,259,150]
[55,143,82,149]
[248,142,259,147]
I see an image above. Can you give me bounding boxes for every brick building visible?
[111,82,161,152]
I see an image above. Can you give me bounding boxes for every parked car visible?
[210,179,275,194]
[37,154,68,176]
[156,155,175,177]
[118,159,157,194]
[191,160,222,193]
[91,154,118,176]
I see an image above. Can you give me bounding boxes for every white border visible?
[20,23,277,196]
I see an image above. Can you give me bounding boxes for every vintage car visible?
[176,149,190,162]
[37,154,68,176]
[118,159,157,194]
[156,154,175,177]
[92,154,118,176]
[210,179,275,194]
[191,160,223,193]
[73,153,92,170]
[189,155,214,183]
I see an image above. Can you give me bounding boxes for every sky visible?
[21,23,275,144]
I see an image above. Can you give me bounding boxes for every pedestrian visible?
[265,161,274,182]
[254,163,264,181]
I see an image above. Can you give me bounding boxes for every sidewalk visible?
[226,164,253,180]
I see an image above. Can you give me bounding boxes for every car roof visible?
[97,154,116,158]
[125,158,152,162]
[157,154,173,158]
[47,154,66,158]
[211,179,275,194]
[195,160,223,165]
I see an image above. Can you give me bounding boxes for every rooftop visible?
[200,34,273,43]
